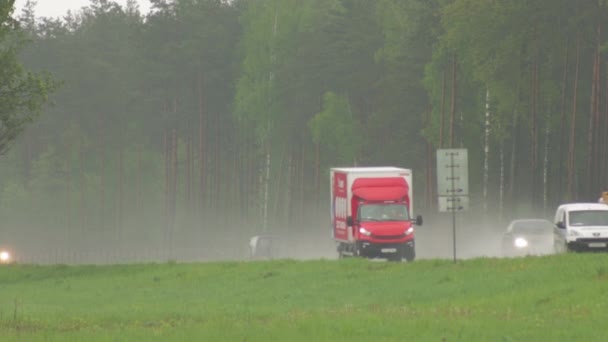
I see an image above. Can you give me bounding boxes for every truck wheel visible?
[403,245,416,262]
[337,244,347,259]
[353,243,362,258]
[338,243,357,259]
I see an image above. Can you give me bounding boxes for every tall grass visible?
[0,254,607,341]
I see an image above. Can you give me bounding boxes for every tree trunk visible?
[186,137,192,212]
[164,127,178,258]
[425,107,434,211]
[259,5,279,232]
[315,140,320,204]
[137,143,142,213]
[603,61,608,189]
[65,151,72,240]
[118,134,124,240]
[99,114,105,230]
[567,33,580,200]
[558,42,569,202]
[499,143,504,222]
[238,133,247,224]
[262,140,271,232]
[164,130,170,244]
[272,145,287,226]
[214,109,221,214]
[80,135,87,233]
[198,68,207,222]
[587,23,601,198]
[301,141,307,220]
[508,108,519,206]
[530,58,539,206]
[286,151,294,226]
[542,126,550,213]
[171,128,178,242]
[247,139,256,223]
[439,68,446,148]
[449,54,457,148]
[594,36,601,192]
[586,41,597,199]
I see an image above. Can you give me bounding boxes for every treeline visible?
[2,0,607,251]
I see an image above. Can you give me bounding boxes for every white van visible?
[554,203,608,252]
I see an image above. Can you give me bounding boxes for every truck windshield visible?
[359,204,409,222]
[569,210,608,226]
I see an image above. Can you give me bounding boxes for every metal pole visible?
[451,152,457,263]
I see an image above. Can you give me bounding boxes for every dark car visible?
[501,219,555,257]
[249,234,282,259]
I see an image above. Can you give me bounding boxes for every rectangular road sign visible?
[438,195,469,212]
[436,149,469,196]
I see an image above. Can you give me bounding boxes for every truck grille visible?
[373,234,404,240]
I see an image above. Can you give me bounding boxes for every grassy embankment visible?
[0,254,607,341]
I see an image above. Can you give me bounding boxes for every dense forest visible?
[2,0,608,259]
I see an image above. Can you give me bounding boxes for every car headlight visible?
[404,227,414,236]
[514,237,528,248]
[0,250,11,263]
[359,227,372,236]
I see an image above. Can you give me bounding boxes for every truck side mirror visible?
[415,215,423,226]
[556,222,565,229]
[346,216,354,226]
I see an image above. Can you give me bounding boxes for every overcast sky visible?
[13,0,152,18]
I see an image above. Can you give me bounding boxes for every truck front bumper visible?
[357,240,415,258]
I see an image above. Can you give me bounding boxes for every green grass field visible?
[1,254,607,341]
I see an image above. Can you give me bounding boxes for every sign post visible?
[436,149,469,262]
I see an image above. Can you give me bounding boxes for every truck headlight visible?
[568,230,581,237]
[359,227,372,236]
[404,227,414,236]
[0,250,11,263]
[514,237,528,248]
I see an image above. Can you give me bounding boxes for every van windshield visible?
[358,204,409,222]
[568,210,608,226]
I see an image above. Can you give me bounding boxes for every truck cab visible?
[347,201,422,261]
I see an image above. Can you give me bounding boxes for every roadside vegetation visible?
[1,255,607,341]
[3,1,608,261]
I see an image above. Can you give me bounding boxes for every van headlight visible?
[568,230,581,237]
[404,227,414,236]
[514,237,528,248]
[0,250,12,264]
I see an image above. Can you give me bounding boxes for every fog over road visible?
[415,219,504,260]
[262,214,507,261]
[6,213,514,264]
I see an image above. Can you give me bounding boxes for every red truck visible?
[331,167,422,261]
